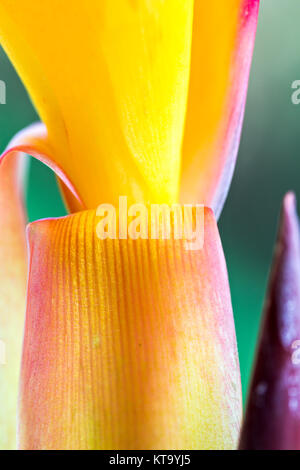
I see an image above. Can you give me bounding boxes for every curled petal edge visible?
[0,123,85,212]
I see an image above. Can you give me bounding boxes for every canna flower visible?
[0,1,259,450]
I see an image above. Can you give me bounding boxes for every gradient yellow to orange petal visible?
[0,155,27,449]
[19,208,241,450]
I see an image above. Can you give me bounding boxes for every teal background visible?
[0,0,299,402]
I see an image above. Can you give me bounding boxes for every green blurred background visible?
[0,0,298,402]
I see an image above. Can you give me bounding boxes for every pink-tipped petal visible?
[180,0,260,218]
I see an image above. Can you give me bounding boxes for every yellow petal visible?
[19,207,241,449]
[0,1,194,208]
[0,154,27,449]
[180,0,260,217]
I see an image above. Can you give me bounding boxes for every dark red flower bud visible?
[240,193,300,450]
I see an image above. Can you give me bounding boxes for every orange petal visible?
[19,207,241,450]
[0,154,27,449]
[180,0,260,217]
